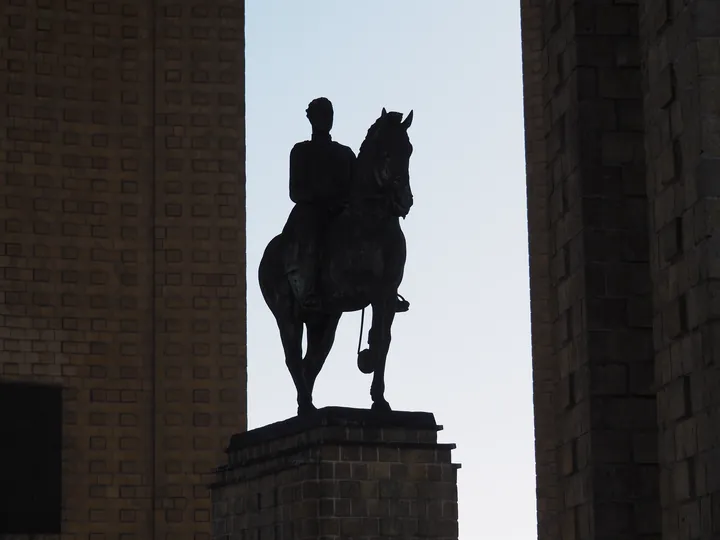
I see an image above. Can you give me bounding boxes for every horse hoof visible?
[371,400,392,413]
[357,349,375,374]
[297,402,317,416]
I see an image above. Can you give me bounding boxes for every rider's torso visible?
[293,140,354,203]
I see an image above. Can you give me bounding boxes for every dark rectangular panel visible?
[0,381,62,534]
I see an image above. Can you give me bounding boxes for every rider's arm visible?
[338,146,357,203]
[289,145,311,203]
[346,147,357,183]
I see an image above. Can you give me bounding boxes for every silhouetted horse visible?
[258,109,414,415]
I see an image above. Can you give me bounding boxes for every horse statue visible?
[258,108,415,415]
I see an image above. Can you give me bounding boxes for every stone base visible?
[211,407,460,539]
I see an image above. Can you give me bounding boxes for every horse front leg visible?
[368,295,397,412]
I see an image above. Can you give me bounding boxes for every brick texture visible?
[212,410,460,540]
[520,2,560,539]
[0,1,246,539]
[640,0,720,537]
[521,0,661,538]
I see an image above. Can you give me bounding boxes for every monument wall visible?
[0,1,246,539]
[522,0,720,538]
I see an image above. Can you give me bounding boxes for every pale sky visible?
[245,2,535,538]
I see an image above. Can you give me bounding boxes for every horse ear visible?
[402,110,414,130]
[381,107,387,116]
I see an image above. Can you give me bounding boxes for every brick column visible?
[152,2,247,538]
[521,2,560,538]
[521,1,660,538]
[0,1,246,538]
[640,0,720,536]
[211,408,460,539]
[1,2,157,537]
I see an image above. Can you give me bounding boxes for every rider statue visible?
[282,97,410,313]
[282,97,355,310]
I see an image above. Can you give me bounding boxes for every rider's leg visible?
[297,243,321,310]
[286,211,321,310]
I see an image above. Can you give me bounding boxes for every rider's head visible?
[306,97,334,133]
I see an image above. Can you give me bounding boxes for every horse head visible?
[357,108,414,218]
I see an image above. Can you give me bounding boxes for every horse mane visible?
[358,112,404,157]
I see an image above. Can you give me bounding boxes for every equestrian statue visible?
[258,97,414,415]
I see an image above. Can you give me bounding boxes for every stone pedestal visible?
[211,407,460,539]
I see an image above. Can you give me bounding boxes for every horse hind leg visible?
[277,316,315,416]
[303,313,341,395]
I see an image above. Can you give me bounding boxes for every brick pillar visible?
[211,408,460,539]
[520,2,560,538]
[521,1,661,538]
[0,1,246,538]
[640,1,720,536]
[152,2,247,538]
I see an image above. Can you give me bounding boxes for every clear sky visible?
[245,2,535,538]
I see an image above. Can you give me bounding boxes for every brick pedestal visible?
[211,407,459,539]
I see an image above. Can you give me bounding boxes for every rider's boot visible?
[287,269,321,311]
[301,281,321,311]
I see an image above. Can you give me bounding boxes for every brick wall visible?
[640,0,720,536]
[520,1,560,538]
[152,3,246,539]
[0,1,246,539]
[522,1,660,538]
